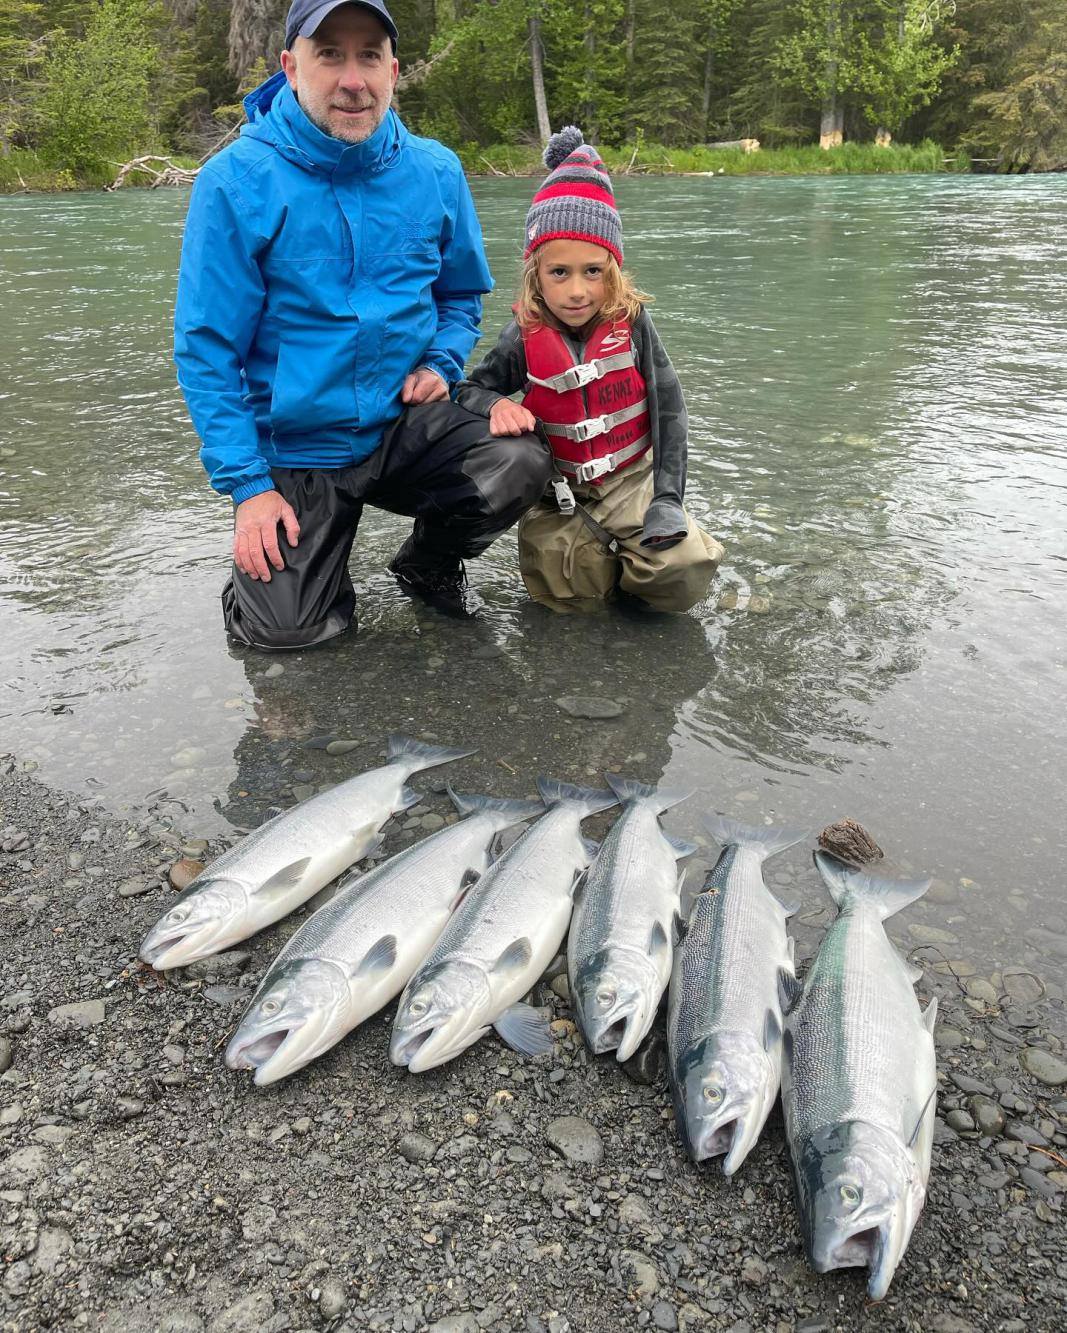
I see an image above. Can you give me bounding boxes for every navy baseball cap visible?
[285,1,398,51]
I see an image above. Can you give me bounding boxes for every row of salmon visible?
[137,736,938,1300]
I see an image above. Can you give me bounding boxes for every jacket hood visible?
[240,70,404,177]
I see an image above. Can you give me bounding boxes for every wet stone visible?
[398,1132,438,1164]
[168,859,205,891]
[909,924,959,946]
[325,739,361,756]
[1020,1168,1061,1200]
[965,978,998,1005]
[48,1000,105,1027]
[951,1073,994,1097]
[1019,1047,1067,1087]
[946,1110,975,1133]
[651,1302,679,1330]
[183,951,250,980]
[968,1096,1006,1137]
[1003,970,1044,1003]
[935,1026,965,1049]
[0,1037,12,1074]
[555,696,624,720]
[545,1115,604,1165]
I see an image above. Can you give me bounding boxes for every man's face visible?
[281,5,398,145]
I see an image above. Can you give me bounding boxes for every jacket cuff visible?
[641,497,688,548]
[419,356,456,390]
[230,476,276,506]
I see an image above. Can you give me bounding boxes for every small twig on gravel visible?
[907,944,972,996]
[1030,1145,1067,1169]
[497,759,517,774]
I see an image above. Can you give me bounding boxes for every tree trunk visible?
[583,0,598,141]
[228,0,285,82]
[529,15,551,145]
[819,4,843,148]
[701,42,714,142]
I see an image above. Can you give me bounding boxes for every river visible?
[1,174,1065,985]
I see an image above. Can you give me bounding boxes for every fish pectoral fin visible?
[666,834,698,859]
[399,785,421,811]
[921,995,938,1034]
[570,868,588,902]
[899,949,924,985]
[777,968,802,1014]
[491,937,533,975]
[581,835,601,860]
[357,934,398,976]
[762,1007,782,1051]
[906,1086,937,1148]
[776,897,801,918]
[494,1003,554,1057]
[672,910,688,946]
[648,919,671,963]
[256,857,313,897]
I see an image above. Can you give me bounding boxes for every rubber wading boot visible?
[388,540,480,619]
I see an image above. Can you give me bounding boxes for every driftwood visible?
[705,138,761,153]
[106,155,199,191]
[817,818,884,869]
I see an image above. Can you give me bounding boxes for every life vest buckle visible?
[574,456,614,484]
[570,360,603,388]
[571,415,609,444]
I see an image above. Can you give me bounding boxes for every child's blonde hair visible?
[515,252,652,332]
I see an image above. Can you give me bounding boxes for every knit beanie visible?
[524,126,623,265]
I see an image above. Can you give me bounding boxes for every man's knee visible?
[476,431,553,512]
[221,578,354,651]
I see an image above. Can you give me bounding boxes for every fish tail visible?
[447,786,545,828]
[536,777,618,817]
[706,814,808,860]
[386,735,477,772]
[606,773,691,815]
[814,849,930,920]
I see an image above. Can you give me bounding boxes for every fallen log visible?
[106,155,198,191]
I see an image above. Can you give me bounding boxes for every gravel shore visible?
[1,758,1064,1333]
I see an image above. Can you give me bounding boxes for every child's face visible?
[535,239,610,332]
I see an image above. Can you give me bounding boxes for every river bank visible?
[1,755,1064,1333]
[0,139,965,194]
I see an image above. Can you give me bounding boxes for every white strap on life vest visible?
[540,397,649,445]
[553,432,651,484]
[525,349,636,394]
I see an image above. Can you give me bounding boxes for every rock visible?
[1006,1121,1049,1147]
[951,1073,994,1096]
[398,1132,438,1163]
[117,876,151,898]
[545,1115,604,1165]
[935,1026,965,1048]
[555,696,624,719]
[421,813,446,832]
[240,1203,277,1244]
[946,1110,975,1133]
[909,924,959,946]
[31,1124,74,1146]
[48,999,105,1027]
[183,951,250,980]
[32,1226,73,1274]
[263,663,285,678]
[965,979,998,1005]
[325,740,361,756]
[168,858,205,890]
[318,1278,347,1320]
[1019,1047,1067,1087]
[740,1256,768,1285]
[968,1096,1006,1137]
[117,1097,145,1119]
[651,1302,679,1331]
[549,974,570,1002]
[618,1194,652,1227]
[620,1249,659,1298]
[0,1037,12,1074]
[203,985,246,1007]
[0,1146,48,1184]
[816,819,882,868]
[1020,1168,1061,1200]
[429,1317,480,1333]
[209,1289,276,1333]
[1003,970,1044,1003]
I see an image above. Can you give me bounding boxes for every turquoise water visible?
[1,175,1065,965]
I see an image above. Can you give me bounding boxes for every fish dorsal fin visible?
[666,834,698,859]
[256,857,312,897]
[648,919,671,963]
[494,1002,554,1056]
[491,937,532,975]
[763,1007,782,1051]
[906,1086,937,1149]
[921,995,938,1034]
[357,934,397,976]
[777,968,801,1014]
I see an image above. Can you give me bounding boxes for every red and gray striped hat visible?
[524,126,623,264]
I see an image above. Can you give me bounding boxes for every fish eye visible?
[410,999,427,1016]
[703,1084,723,1104]
[261,999,280,1015]
[596,988,615,1008]
[167,909,188,924]
[840,1183,861,1206]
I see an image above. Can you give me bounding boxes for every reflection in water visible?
[1,178,1066,965]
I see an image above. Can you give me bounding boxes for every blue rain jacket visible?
[174,72,493,503]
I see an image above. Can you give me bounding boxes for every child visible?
[456,126,723,613]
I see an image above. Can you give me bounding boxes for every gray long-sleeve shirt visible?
[455,308,690,544]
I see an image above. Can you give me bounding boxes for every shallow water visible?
[1,175,1065,970]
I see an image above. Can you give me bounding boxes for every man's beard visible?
[305,90,392,144]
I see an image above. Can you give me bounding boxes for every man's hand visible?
[233,490,300,582]
[489,399,537,437]
[402,367,449,405]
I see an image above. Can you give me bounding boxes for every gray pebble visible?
[398,1132,438,1163]
[968,1095,1006,1137]
[1019,1047,1067,1087]
[0,1037,12,1075]
[651,1302,678,1330]
[183,951,251,980]
[555,696,624,719]
[48,1000,105,1027]
[421,813,446,831]
[263,663,285,678]
[545,1115,603,1165]
[325,740,361,756]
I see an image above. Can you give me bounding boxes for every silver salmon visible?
[668,815,806,1174]
[390,779,617,1073]
[224,788,543,1084]
[782,851,938,1301]
[568,774,693,1062]
[139,736,474,969]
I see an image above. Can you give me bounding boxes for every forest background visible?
[1,0,1065,190]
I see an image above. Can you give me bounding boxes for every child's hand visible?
[490,399,538,437]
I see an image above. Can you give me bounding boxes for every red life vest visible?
[521,319,651,487]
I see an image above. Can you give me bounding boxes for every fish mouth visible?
[814,1222,886,1277]
[139,929,217,971]
[390,1025,437,1071]
[225,1027,294,1085]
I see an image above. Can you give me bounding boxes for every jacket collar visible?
[241,70,404,178]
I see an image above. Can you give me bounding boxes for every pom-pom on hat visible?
[524,126,623,265]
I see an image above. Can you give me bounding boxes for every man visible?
[174,0,550,648]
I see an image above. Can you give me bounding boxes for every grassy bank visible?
[463,138,966,176]
[1,138,967,194]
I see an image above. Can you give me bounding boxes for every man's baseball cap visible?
[285,1,399,52]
